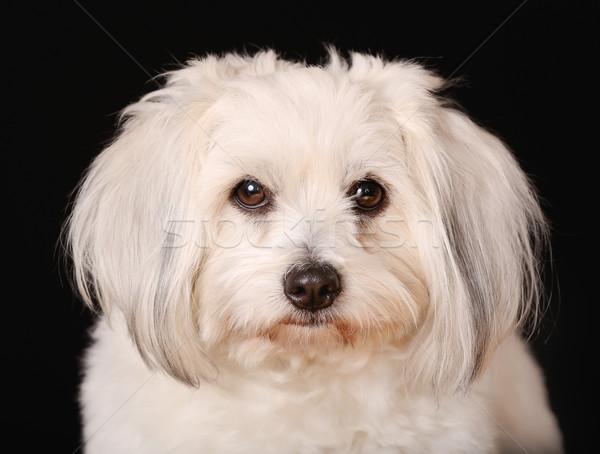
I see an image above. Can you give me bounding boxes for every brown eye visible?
[234,179,268,209]
[349,180,384,211]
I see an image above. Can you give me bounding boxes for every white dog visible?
[66,50,562,453]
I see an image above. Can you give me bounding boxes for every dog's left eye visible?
[233,179,269,209]
[349,179,385,212]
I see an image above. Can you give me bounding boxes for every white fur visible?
[66,50,562,453]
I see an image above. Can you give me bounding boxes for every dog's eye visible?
[233,179,268,209]
[349,180,385,211]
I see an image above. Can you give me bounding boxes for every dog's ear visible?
[354,57,548,393]
[413,96,547,394]
[414,105,547,393]
[64,54,268,386]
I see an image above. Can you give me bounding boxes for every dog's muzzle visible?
[283,263,341,312]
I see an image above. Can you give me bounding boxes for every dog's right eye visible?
[233,179,269,210]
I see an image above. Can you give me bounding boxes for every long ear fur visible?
[414,90,547,393]
[66,87,209,385]
[348,55,548,393]
[65,52,286,385]
[411,104,547,393]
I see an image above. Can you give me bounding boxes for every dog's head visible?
[66,50,547,393]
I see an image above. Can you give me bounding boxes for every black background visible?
[5,1,596,452]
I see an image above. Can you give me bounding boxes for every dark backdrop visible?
[5,1,595,452]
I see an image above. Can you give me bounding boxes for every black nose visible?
[283,263,341,311]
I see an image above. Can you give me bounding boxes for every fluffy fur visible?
[66,50,562,453]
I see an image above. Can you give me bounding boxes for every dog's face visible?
[193,70,427,353]
[67,51,546,392]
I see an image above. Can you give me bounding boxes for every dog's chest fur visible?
[81,320,498,453]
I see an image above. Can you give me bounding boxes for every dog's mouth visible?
[268,310,357,346]
[279,310,335,328]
